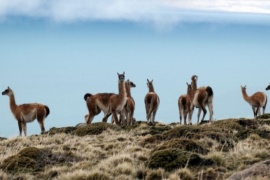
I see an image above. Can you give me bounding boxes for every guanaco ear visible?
[186,82,188,86]
[147,79,150,83]
[118,72,125,76]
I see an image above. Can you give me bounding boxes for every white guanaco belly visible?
[157,96,160,107]
[261,93,267,106]
[96,100,110,113]
[193,93,200,107]
[21,109,37,122]
[116,97,127,112]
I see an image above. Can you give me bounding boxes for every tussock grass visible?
[56,169,112,180]
[206,151,226,166]
[146,168,165,180]
[0,170,8,180]
[1,119,270,179]
[171,168,195,180]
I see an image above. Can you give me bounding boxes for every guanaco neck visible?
[241,88,251,103]
[118,79,126,99]
[148,83,155,93]
[190,79,197,100]
[187,85,192,97]
[125,82,131,97]
[8,92,18,114]
[191,79,197,91]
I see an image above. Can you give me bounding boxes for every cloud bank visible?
[0,0,269,26]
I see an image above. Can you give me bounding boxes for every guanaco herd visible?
[1,72,270,136]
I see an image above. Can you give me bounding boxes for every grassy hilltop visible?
[1,115,270,180]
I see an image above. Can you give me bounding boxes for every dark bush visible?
[257,113,270,119]
[236,129,270,140]
[154,138,209,155]
[1,147,51,173]
[47,126,76,135]
[147,148,214,171]
[1,147,81,174]
[213,119,242,131]
[74,122,120,136]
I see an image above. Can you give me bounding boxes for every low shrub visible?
[147,148,214,171]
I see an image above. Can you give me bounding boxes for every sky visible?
[0,0,270,137]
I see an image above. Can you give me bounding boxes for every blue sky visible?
[0,1,270,137]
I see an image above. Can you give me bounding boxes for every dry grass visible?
[1,118,270,179]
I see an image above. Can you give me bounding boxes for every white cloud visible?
[0,0,269,26]
[166,0,270,14]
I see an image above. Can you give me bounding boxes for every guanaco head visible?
[241,85,247,92]
[266,84,270,91]
[191,75,198,81]
[117,72,125,82]
[147,79,153,86]
[2,87,13,96]
[129,81,136,88]
[191,75,198,90]
[126,80,136,88]
[147,79,155,92]
[186,82,192,93]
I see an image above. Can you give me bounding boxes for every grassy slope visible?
[1,116,270,180]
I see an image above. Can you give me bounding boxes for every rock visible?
[75,123,86,128]
[228,160,270,180]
